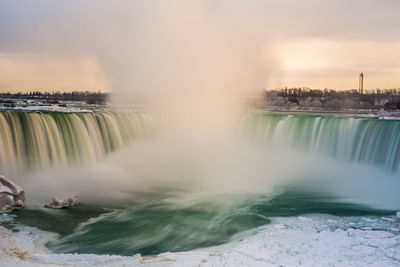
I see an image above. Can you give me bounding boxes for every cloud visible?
[0,54,108,91]
[270,39,400,89]
[0,0,399,91]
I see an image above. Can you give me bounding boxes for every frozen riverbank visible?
[1,214,399,267]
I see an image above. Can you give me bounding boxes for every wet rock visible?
[0,175,25,213]
[44,197,79,209]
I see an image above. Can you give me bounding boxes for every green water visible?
[7,190,393,256]
[243,114,400,172]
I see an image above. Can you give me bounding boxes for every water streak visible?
[0,111,151,175]
[243,114,400,172]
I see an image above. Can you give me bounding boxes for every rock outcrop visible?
[44,197,79,209]
[0,175,25,213]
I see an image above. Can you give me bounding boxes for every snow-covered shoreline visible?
[1,214,399,266]
[255,109,400,120]
[0,105,93,113]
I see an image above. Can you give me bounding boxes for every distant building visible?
[359,72,364,94]
[374,98,389,106]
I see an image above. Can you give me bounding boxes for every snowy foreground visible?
[1,215,399,267]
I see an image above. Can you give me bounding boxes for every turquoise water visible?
[243,114,400,172]
[8,190,393,256]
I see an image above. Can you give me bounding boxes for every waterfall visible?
[2,111,399,176]
[243,114,400,173]
[0,111,152,174]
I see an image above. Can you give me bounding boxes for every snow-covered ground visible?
[1,214,399,267]
[0,105,92,113]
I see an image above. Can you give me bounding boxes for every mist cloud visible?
[1,0,400,91]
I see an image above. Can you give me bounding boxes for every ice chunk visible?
[44,197,80,209]
[0,175,24,213]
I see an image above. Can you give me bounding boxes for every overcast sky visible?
[1,0,399,92]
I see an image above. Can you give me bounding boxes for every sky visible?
[0,0,399,92]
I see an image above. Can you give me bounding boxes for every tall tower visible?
[359,72,364,94]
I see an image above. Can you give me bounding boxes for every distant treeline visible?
[0,91,109,104]
[262,88,400,111]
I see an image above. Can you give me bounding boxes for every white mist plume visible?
[88,0,273,192]
[20,1,273,203]
[98,1,268,139]
[94,1,272,196]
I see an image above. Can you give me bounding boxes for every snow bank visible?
[0,105,92,113]
[1,214,399,266]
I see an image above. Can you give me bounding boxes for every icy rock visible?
[0,175,25,213]
[45,197,80,209]
[396,212,400,219]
